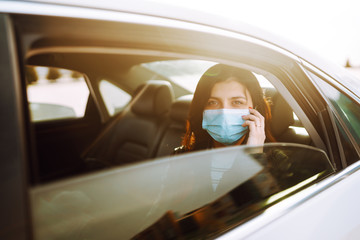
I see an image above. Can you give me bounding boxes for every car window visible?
[141,60,217,92]
[139,60,310,144]
[141,60,274,92]
[307,72,360,144]
[30,143,334,240]
[307,71,360,164]
[26,66,89,122]
[99,80,131,116]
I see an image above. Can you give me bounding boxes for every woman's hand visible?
[242,108,266,145]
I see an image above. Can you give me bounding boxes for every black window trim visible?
[302,63,360,168]
[0,13,32,240]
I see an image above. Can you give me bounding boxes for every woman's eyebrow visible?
[208,96,221,100]
[230,96,247,100]
[208,96,247,100]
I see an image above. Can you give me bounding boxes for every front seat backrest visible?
[266,88,310,144]
[83,80,174,168]
[155,94,193,157]
[266,88,294,138]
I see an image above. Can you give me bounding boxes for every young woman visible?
[176,64,275,153]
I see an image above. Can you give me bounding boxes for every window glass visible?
[26,66,89,122]
[30,143,334,240]
[99,80,131,116]
[141,60,217,92]
[141,60,273,92]
[291,113,309,136]
[141,60,309,143]
[308,71,360,148]
[335,120,360,165]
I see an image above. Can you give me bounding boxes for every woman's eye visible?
[207,100,218,106]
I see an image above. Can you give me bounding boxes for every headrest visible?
[266,88,294,137]
[170,95,193,123]
[131,80,174,116]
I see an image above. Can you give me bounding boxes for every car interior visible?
[12,13,318,185]
[25,58,312,184]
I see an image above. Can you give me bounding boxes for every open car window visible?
[30,143,334,240]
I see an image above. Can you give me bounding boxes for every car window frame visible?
[302,63,360,167]
[0,13,32,239]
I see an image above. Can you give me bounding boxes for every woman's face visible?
[204,77,254,110]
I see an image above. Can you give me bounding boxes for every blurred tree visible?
[345,59,352,68]
[71,71,83,79]
[25,66,38,84]
[46,68,61,80]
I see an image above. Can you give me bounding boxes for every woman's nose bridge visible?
[222,99,231,109]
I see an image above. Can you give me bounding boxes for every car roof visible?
[7,1,323,59]
[3,0,359,93]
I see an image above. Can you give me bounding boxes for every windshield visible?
[30,143,334,240]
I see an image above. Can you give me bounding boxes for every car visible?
[1,1,360,239]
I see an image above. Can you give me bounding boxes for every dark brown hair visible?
[182,64,275,150]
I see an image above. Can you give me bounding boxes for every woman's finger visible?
[242,111,262,127]
[249,108,265,122]
[244,108,266,145]
[243,120,257,129]
[243,115,261,128]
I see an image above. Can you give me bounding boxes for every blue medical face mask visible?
[202,109,250,145]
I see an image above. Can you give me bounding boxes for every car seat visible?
[265,88,311,145]
[155,94,193,157]
[82,80,174,169]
